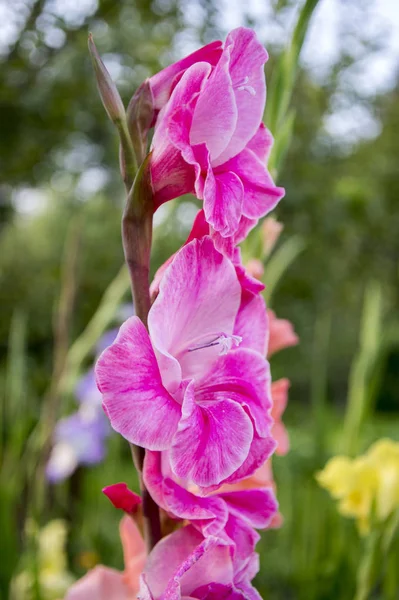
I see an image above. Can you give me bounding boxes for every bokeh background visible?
[0,0,398,598]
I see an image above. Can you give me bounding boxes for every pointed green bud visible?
[88,33,126,125]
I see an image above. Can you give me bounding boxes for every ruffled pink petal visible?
[120,516,146,595]
[170,381,253,487]
[65,566,130,600]
[149,40,223,111]
[219,488,278,529]
[221,146,284,220]
[196,349,272,438]
[222,433,276,488]
[203,169,244,237]
[148,237,241,391]
[211,216,257,259]
[190,43,237,162]
[267,309,299,357]
[212,28,268,166]
[96,317,180,450]
[143,451,228,537]
[143,526,233,599]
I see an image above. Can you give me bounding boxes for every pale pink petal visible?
[149,40,223,111]
[262,216,284,255]
[96,317,180,450]
[245,259,264,281]
[120,516,146,595]
[203,169,244,237]
[65,566,130,600]
[267,309,299,357]
[148,237,241,391]
[271,378,289,420]
[190,44,237,162]
[212,28,268,166]
[170,381,253,487]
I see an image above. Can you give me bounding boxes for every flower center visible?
[235,76,256,96]
[188,333,242,356]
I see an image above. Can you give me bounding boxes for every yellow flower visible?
[316,438,399,535]
[11,520,75,600]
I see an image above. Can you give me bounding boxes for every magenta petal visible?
[190,45,237,162]
[224,433,276,486]
[246,123,273,162]
[220,489,278,529]
[144,526,233,599]
[96,317,180,450]
[149,40,222,110]
[213,28,268,166]
[102,483,141,514]
[222,147,284,220]
[170,382,253,487]
[234,292,267,355]
[150,62,212,207]
[196,349,272,438]
[148,237,241,388]
[203,169,244,237]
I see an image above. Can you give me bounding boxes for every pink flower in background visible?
[270,378,290,456]
[96,237,274,488]
[139,524,263,600]
[149,27,284,241]
[262,217,284,256]
[267,309,299,357]
[65,517,145,600]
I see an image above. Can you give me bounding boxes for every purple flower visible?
[46,407,109,482]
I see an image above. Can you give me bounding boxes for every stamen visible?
[235,76,256,96]
[188,333,242,355]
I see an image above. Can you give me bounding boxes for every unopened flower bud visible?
[103,482,142,514]
[88,33,126,125]
[127,80,154,165]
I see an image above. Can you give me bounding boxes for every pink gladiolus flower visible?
[65,517,145,600]
[149,27,284,242]
[96,237,274,488]
[139,524,263,600]
[267,309,299,357]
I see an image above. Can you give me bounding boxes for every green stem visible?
[354,529,381,600]
[122,154,161,551]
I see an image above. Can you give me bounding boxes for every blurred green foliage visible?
[0,0,398,598]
